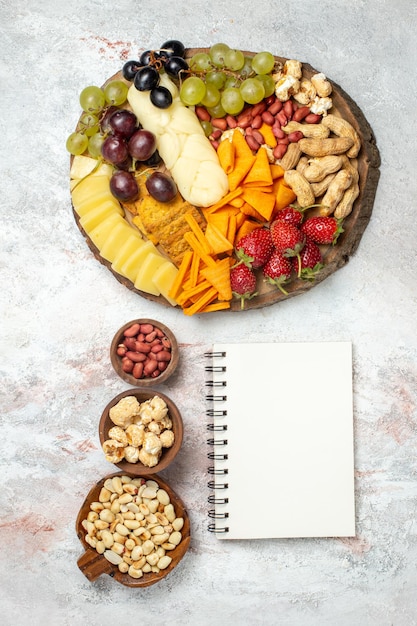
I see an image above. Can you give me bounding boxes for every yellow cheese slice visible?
[88,213,127,250]
[152,261,179,306]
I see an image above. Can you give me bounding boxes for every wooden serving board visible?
[71,49,380,312]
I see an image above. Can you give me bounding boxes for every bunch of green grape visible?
[66,80,129,156]
[179,43,277,117]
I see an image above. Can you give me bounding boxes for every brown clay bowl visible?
[99,388,183,475]
[76,471,191,586]
[110,318,179,387]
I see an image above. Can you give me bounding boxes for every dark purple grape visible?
[110,170,139,202]
[109,109,137,138]
[100,105,119,133]
[150,86,173,109]
[160,39,185,58]
[128,129,157,161]
[133,65,160,92]
[164,55,189,78]
[145,171,177,202]
[122,59,143,81]
[139,50,153,65]
[101,135,129,166]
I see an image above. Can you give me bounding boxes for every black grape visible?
[122,59,143,81]
[110,170,139,202]
[109,109,137,138]
[150,86,173,109]
[134,66,160,92]
[164,56,189,78]
[128,129,157,161]
[145,172,177,202]
[101,135,129,166]
[160,40,185,58]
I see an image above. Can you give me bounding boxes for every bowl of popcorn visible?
[76,471,191,586]
[99,389,183,475]
[110,319,179,387]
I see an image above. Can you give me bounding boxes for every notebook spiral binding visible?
[206,350,229,534]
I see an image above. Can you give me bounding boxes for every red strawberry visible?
[270,219,305,276]
[263,250,292,295]
[230,263,257,309]
[235,227,273,269]
[292,237,323,280]
[301,216,343,245]
[274,205,304,227]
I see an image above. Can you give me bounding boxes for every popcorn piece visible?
[311,72,332,97]
[310,96,333,116]
[274,74,300,101]
[143,432,163,456]
[109,396,141,427]
[102,439,125,464]
[160,430,175,448]
[124,445,140,464]
[108,426,128,445]
[125,423,145,447]
[293,78,317,105]
[283,59,302,79]
[148,421,162,435]
[139,449,160,468]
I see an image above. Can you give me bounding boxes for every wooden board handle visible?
[77,549,114,582]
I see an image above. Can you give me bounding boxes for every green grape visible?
[88,132,106,158]
[209,43,230,67]
[224,75,240,89]
[255,74,276,98]
[206,102,227,118]
[103,80,128,106]
[224,49,245,71]
[180,76,206,106]
[251,51,275,75]
[190,52,212,71]
[200,83,221,108]
[66,131,88,155]
[79,112,100,137]
[221,87,245,115]
[200,120,213,137]
[240,56,254,79]
[79,86,105,113]
[205,70,227,90]
[239,78,265,105]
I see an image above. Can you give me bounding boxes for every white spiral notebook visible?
[206,341,355,540]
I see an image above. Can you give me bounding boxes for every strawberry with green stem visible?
[230,262,257,309]
[270,219,305,277]
[235,227,274,269]
[263,250,292,295]
[293,237,323,281]
[301,216,344,245]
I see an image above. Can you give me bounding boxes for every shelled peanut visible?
[81,476,185,579]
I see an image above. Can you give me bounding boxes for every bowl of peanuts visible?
[76,472,191,586]
[99,388,183,475]
[110,319,179,387]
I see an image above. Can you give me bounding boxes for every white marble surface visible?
[1,1,417,624]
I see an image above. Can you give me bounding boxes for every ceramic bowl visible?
[110,318,179,387]
[99,388,183,476]
[76,471,191,587]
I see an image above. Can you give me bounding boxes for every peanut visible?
[321,114,361,158]
[280,143,302,170]
[320,169,353,215]
[298,137,354,157]
[116,322,173,380]
[282,120,330,139]
[284,169,315,207]
[303,155,344,182]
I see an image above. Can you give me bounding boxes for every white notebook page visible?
[208,341,355,540]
